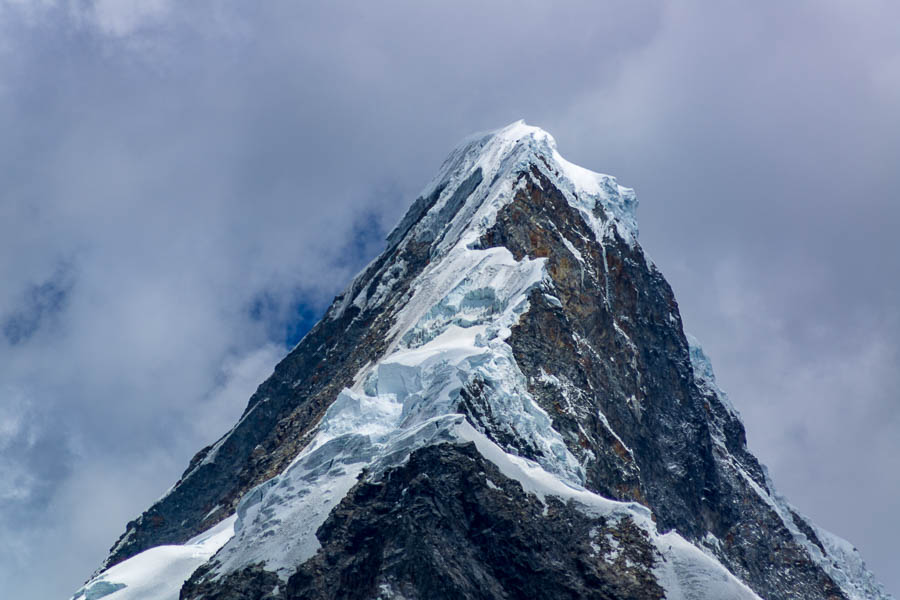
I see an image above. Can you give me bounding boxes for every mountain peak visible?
[386,120,638,265]
[77,124,892,600]
[474,120,637,231]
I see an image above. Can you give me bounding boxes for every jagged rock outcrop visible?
[75,122,892,600]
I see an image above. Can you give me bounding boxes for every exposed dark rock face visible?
[180,563,280,600]
[472,166,849,600]
[86,123,890,600]
[288,442,664,600]
[181,444,664,600]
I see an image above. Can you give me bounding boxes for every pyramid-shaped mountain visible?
[74,122,892,600]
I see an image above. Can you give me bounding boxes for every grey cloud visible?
[0,1,896,597]
[2,264,73,345]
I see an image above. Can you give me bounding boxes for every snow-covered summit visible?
[426,120,634,216]
[388,120,638,254]
[340,120,638,326]
[80,122,893,600]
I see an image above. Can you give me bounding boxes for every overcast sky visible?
[0,2,897,598]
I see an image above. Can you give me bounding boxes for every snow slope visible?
[73,516,236,600]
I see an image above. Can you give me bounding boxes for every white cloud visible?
[0,389,38,501]
[88,0,171,36]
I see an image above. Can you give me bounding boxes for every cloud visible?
[0,1,896,598]
[0,390,40,502]
[86,0,172,36]
[1,0,172,37]
[2,263,74,345]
